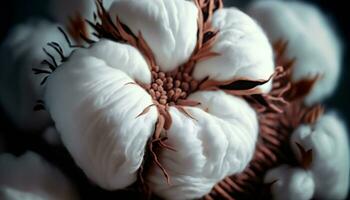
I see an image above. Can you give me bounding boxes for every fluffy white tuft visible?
[0,152,78,200]
[291,112,350,199]
[265,165,315,200]
[44,44,158,190]
[248,0,342,105]
[0,19,72,131]
[193,7,274,93]
[148,90,258,199]
[109,0,198,72]
[72,39,151,84]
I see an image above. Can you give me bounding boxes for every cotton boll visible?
[109,0,198,72]
[0,19,71,131]
[264,165,315,200]
[0,152,79,200]
[248,0,342,105]
[291,113,350,199]
[193,8,274,93]
[148,90,258,199]
[44,45,158,190]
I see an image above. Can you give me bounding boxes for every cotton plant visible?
[0,19,72,131]
[264,112,349,200]
[34,0,279,199]
[0,0,348,200]
[247,0,342,105]
[0,151,79,200]
[291,113,350,199]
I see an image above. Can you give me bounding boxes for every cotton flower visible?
[247,0,342,105]
[0,19,71,131]
[0,152,79,200]
[291,112,350,199]
[264,165,315,200]
[42,0,274,199]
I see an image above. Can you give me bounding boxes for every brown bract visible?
[204,40,324,200]
[67,13,90,44]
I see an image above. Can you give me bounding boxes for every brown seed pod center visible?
[145,65,199,106]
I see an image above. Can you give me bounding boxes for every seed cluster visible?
[145,66,199,106]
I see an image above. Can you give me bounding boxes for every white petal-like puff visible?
[148,91,258,199]
[0,19,71,131]
[72,39,151,84]
[109,0,198,72]
[291,113,350,199]
[0,152,79,200]
[248,0,342,105]
[44,42,158,190]
[193,8,274,93]
[264,165,315,200]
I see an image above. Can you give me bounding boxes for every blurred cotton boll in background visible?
[263,112,349,200]
[0,19,72,132]
[291,112,350,199]
[0,151,79,200]
[264,165,315,200]
[247,0,343,105]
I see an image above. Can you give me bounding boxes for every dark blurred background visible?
[0,0,349,199]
